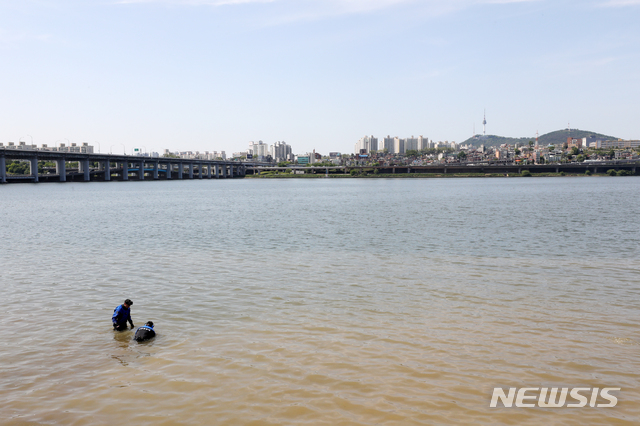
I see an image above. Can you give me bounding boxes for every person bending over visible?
[134,321,156,342]
[112,299,134,331]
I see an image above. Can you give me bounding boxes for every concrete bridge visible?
[0,149,245,183]
[245,161,639,176]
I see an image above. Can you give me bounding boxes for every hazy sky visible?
[1,0,639,155]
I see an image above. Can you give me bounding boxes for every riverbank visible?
[246,171,635,178]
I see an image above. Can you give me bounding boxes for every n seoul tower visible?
[483,109,487,136]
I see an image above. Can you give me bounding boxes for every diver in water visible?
[112,299,134,331]
[134,321,156,342]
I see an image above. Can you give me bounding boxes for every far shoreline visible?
[246,172,637,179]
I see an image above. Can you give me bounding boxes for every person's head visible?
[124,299,133,308]
[145,321,154,328]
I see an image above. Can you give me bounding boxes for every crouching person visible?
[134,321,156,342]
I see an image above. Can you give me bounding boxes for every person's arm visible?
[128,310,134,328]
[112,306,121,324]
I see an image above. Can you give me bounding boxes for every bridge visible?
[0,148,246,183]
[244,161,639,176]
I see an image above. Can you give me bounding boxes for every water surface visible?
[1,177,638,425]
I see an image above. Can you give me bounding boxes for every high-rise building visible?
[248,141,269,159]
[354,135,378,154]
[271,141,293,162]
[394,137,405,155]
[418,136,429,150]
[379,136,394,153]
[405,136,418,152]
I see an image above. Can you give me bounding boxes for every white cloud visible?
[115,0,275,5]
[111,0,544,26]
[598,0,640,6]
[114,0,539,10]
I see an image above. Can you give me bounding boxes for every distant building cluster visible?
[567,137,640,150]
[3,133,639,166]
[355,135,457,155]
[162,149,226,160]
[232,141,295,162]
[0,141,94,153]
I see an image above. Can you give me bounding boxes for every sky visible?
[1,0,639,155]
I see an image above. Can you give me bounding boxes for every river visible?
[1,177,638,425]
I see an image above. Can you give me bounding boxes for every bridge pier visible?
[0,156,6,183]
[138,160,144,180]
[122,161,129,181]
[57,159,66,182]
[188,163,194,179]
[153,162,159,180]
[214,164,220,178]
[556,166,559,173]
[104,160,110,181]
[166,163,172,179]
[207,163,212,179]
[198,164,203,179]
[178,164,183,179]
[30,156,39,182]
[82,159,90,181]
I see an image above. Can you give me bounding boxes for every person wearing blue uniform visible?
[134,321,156,342]
[112,299,134,331]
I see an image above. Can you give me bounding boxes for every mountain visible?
[461,129,618,148]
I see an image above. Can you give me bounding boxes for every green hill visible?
[462,129,618,148]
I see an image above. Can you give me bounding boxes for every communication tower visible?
[483,110,487,136]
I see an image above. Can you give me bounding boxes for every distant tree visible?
[277,161,291,167]
[576,154,585,162]
[405,150,419,158]
[457,151,467,160]
[514,148,521,156]
[528,141,534,149]
[548,145,555,151]
[571,147,579,156]
[7,161,30,175]
[608,149,615,158]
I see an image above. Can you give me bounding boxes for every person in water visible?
[112,299,134,331]
[134,321,156,342]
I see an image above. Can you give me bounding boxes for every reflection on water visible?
[0,178,639,425]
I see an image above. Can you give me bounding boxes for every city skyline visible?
[1,0,639,155]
